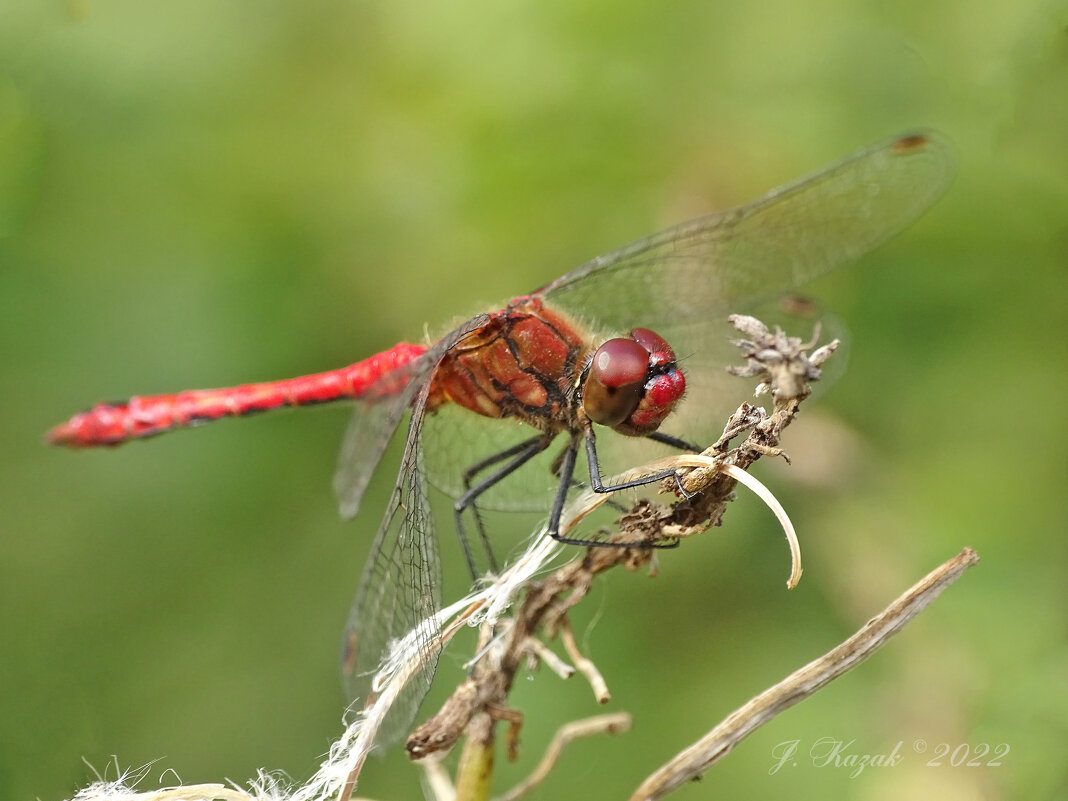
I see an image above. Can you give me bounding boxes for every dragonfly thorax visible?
[426,296,589,432]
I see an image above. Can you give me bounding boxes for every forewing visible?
[541,132,953,333]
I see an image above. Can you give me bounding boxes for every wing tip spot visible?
[891,133,932,154]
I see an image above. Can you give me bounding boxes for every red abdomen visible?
[48,342,427,447]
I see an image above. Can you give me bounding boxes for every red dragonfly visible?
[48,132,952,739]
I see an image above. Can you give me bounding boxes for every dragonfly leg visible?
[545,435,579,540]
[646,430,702,453]
[644,430,702,499]
[545,430,680,550]
[584,426,681,495]
[552,439,628,512]
[565,475,630,513]
[460,434,549,486]
[455,434,554,578]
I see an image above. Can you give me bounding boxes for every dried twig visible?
[520,636,574,680]
[558,617,611,704]
[628,548,980,800]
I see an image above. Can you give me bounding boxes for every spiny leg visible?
[646,430,701,453]
[547,425,683,549]
[455,434,554,577]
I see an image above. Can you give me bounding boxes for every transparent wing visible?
[540,131,953,331]
[339,315,490,746]
[394,134,953,513]
[421,404,563,511]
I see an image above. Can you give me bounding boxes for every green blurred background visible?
[2,1,1065,799]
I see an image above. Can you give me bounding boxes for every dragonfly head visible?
[582,327,686,436]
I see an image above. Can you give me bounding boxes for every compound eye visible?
[630,328,672,356]
[583,338,648,427]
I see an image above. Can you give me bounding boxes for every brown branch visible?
[629,547,980,800]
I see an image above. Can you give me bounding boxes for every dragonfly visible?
[48,131,953,743]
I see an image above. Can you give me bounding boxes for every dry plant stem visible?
[522,636,574,679]
[628,547,981,801]
[407,545,656,762]
[454,713,495,801]
[559,618,610,703]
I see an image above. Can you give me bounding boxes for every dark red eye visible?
[630,327,676,368]
[630,328,671,356]
[583,338,648,427]
[592,338,647,387]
